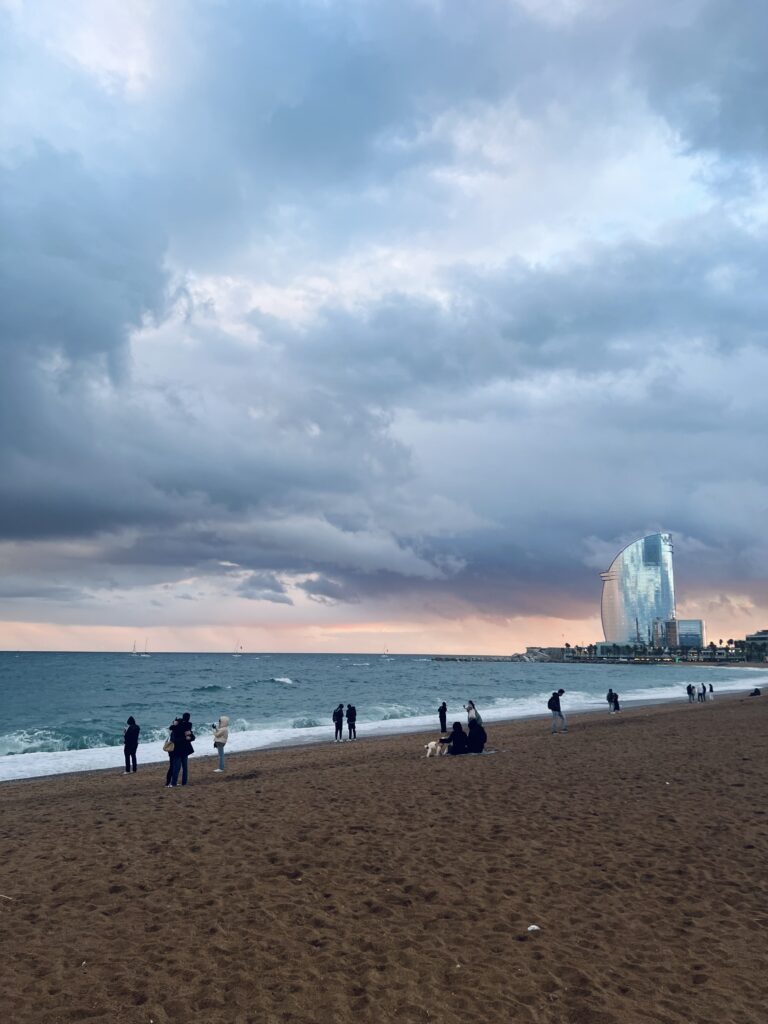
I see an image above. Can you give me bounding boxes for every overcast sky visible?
[2,0,768,653]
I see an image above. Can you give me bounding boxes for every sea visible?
[1,652,765,781]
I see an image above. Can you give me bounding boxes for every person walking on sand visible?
[438,701,448,733]
[606,689,615,713]
[212,715,229,772]
[168,712,195,787]
[122,716,140,774]
[332,703,344,743]
[345,703,357,740]
[548,689,567,733]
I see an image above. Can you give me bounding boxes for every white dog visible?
[424,739,449,757]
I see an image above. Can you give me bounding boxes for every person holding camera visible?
[212,715,230,772]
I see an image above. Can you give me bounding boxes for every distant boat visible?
[140,640,151,658]
[130,641,139,657]
[233,642,244,658]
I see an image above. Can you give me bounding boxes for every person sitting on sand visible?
[440,721,468,755]
[606,689,615,713]
[466,718,487,754]
[212,715,229,772]
[332,703,344,742]
[122,716,140,774]
[749,688,761,697]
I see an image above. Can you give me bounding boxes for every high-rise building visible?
[600,533,676,644]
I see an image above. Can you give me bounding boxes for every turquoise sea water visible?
[1,652,764,780]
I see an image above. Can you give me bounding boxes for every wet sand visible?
[2,695,767,1024]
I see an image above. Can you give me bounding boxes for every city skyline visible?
[3,1,768,653]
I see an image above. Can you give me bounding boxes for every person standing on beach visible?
[686,684,695,703]
[346,703,357,740]
[700,682,708,702]
[168,712,195,787]
[612,691,621,713]
[122,716,140,774]
[438,701,448,733]
[464,700,483,726]
[548,689,567,733]
[332,704,344,743]
[606,689,615,713]
[709,683,714,701]
[212,715,229,772]
[164,716,179,786]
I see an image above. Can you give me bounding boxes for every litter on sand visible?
[527,924,541,932]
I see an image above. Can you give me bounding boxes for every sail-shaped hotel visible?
[600,533,676,644]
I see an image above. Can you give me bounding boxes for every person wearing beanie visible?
[212,715,230,772]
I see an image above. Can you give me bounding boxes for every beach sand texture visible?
[1,697,767,1024]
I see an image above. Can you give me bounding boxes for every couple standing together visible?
[333,703,357,741]
[164,713,229,786]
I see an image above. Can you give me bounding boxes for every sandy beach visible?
[2,695,767,1024]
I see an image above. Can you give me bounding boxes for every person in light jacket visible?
[212,715,229,772]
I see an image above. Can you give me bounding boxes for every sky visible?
[2,0,768,654]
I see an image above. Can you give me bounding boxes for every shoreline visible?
[1,683,762,787]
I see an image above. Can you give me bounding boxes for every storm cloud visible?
[2,0,767,647]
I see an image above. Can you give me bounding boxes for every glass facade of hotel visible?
[600,533,676,644]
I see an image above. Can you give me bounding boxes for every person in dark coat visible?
[123,716,140,774]
[612,691,621,713]
[606,689,615,713]
[164,716,179,786]
[332,704,344,742]
[548,689,567,733]
[466,718,487,753]
[346,704,357,740]
[168,712,195,787]
[438,702,448,733]
[440,721,468,756]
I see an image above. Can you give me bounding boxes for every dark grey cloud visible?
[2,0,768,635]
[636,1,768,158]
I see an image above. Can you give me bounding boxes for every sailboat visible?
[130,641,139,657]
[140,639,151,658]
[233,642,244,658]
